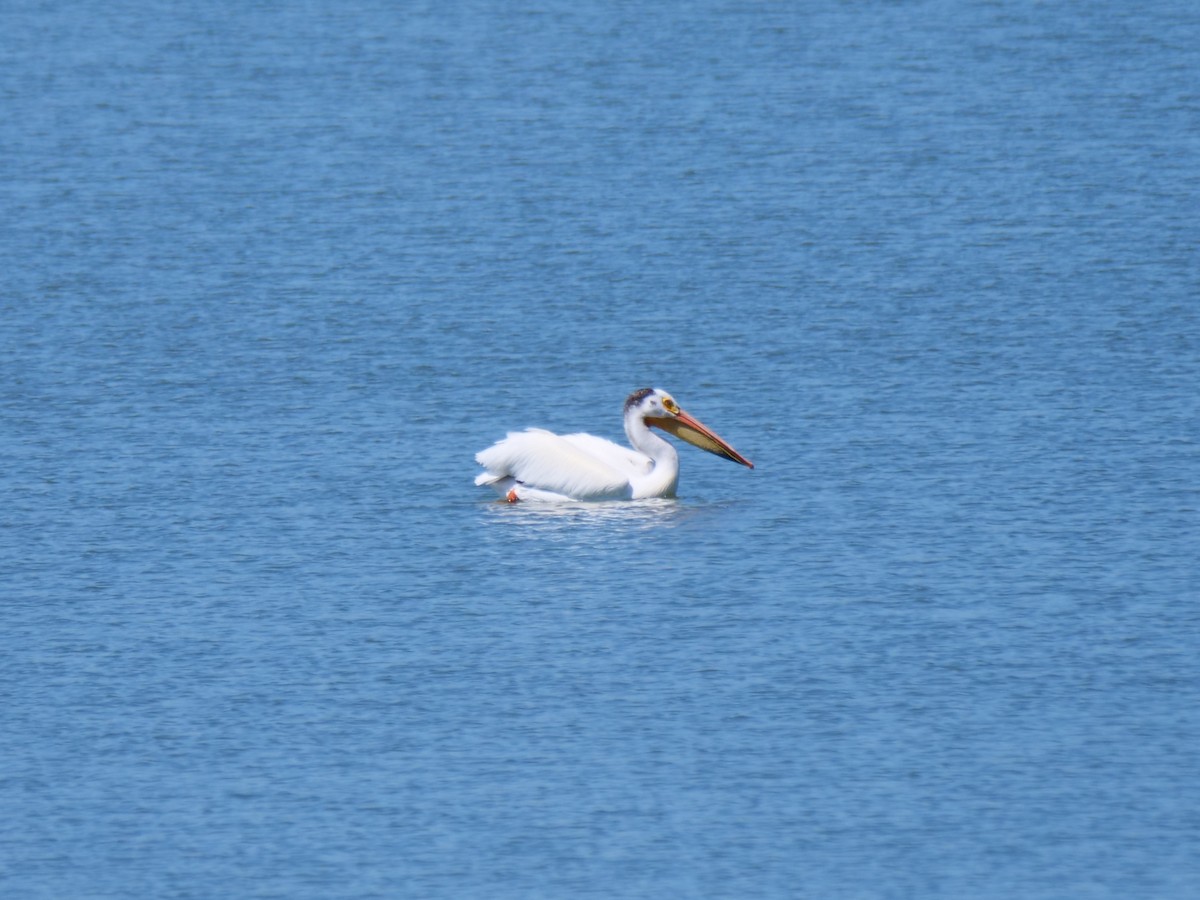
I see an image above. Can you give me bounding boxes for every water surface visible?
[2,1,1198,897]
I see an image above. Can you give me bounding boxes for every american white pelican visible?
[475,388,753,502]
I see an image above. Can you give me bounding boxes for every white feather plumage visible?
[474,388,752,502]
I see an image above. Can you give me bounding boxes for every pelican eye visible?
[662,397,680,414]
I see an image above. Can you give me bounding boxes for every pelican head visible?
[625,388,754,468]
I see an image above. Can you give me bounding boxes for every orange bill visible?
[649,409,754,468]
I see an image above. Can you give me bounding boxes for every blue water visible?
[3,1,1198,897]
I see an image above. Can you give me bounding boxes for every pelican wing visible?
[559,432,652,480]
[475,429,633,500]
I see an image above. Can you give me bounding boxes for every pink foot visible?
[505,488,520,503]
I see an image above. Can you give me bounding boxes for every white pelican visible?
[475,387,753,502]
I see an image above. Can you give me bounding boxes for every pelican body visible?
[475,388,753,502]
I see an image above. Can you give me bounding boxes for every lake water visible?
[2,1,1198,897]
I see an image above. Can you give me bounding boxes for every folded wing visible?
[475,429,635,500]
[559,433,653,479]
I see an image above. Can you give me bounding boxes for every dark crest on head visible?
[624,387,656,412]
